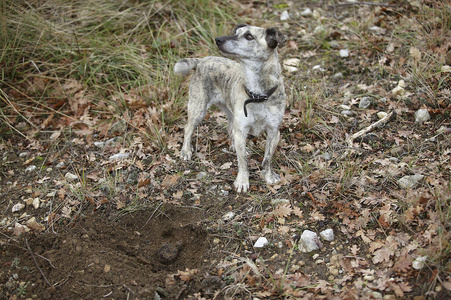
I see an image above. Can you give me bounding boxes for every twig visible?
[328,2,401,9]
[0,232,58,269]
[25,239,53,287]
[341,110,394,158]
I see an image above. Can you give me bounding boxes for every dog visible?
[174,24,287,193]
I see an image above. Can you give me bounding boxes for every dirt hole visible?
[1,205,210,299]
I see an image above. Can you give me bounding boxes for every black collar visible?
[243,85,278,117]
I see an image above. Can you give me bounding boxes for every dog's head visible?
[215,24,287,60]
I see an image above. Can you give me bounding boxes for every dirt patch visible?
[1,206,212,299]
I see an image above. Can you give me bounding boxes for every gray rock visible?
[332,72,344,81]
[397,174,424,188]
[359,97,373,109]
[320,229,334,241]
[25,165,37,172]
[299,230,319,252]
[300,8,313,17]
[254,237,269,248]
[414,109,431,123]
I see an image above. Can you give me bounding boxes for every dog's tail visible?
[174,58,199,76]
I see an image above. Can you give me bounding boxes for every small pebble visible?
[254,237,269,248]
[12,203,25,212]
[377,112,388,119]
[339,49,349,57]
[25,165,37,172]
[300,8,313,17]
[280,10,290,21]
[65,172,78,181]
[414,109,430,123]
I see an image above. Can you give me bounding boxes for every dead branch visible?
[328,2,402,9]
[341,110,394,158]
[25,239,53,287]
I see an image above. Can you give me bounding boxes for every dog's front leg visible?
[233,128,249,193]
[262,129,281,184]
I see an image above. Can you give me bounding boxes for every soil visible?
[1,0,451,299]
[1,205,212,299]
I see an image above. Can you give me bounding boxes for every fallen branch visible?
[341,110,394,158]
[25,239,52,287]
[329,2,401,9]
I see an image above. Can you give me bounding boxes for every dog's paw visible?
[180,149,192,161]
[264,171,280,185]
[234,174,249,193]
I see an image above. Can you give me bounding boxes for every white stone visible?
[46,191,56,198]
[254,237,269,248]
[377,112,388,119]
[414,109,431,123]
[25,165,37,172]
[284,66,298,72]
[412,256,427,270]
[341,110,354,116]
[313,25,326,35]
[339,105,351,110]
[12,203,25,212]
[109,153,130,161]
[339,49,349,57]
[65,172,78,181]
[332,72,344,80]
[283,58,301,73]
[300,8,313,17]
[299,230,319,252]
[56,162,65,168]
[222,211,235,222]
[32,198,40,209]
[320,229,334,241]
[359,97,373,109]
[280,10,290,21]
[397,174,424,189]
[312,65,325,72]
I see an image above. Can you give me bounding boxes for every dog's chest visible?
[245,103,283,136]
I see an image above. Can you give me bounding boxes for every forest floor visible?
[1,0,450,299]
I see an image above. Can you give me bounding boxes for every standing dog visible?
[174,24,287,193]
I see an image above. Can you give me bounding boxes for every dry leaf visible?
[161,174,180,188]
[26,217,45,232]
[311,210,325,221]
[350,244,360,256]
[372,247,393,264]
[173,190,183,199]
[61,206,71,218]
[393,254,412,273]
[274,204,292,218]
[220,162,232,169]
[409,47,421,62]
[175,268,198,282]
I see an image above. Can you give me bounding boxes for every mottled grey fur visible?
[174,25,287,193]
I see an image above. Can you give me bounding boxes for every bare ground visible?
[1,0,451,299]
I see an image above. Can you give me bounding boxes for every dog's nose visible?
[215,37,224,45]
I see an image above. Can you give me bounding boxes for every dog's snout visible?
[215,37,225,45]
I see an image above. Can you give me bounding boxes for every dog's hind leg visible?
[181,80,210,161]
[262,129,281,184]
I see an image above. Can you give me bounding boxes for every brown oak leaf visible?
[274,204,292,218]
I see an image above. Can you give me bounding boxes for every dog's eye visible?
[245,34,254,41]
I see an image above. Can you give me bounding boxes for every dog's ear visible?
[265,28,287,49]
[233,24,248,34]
